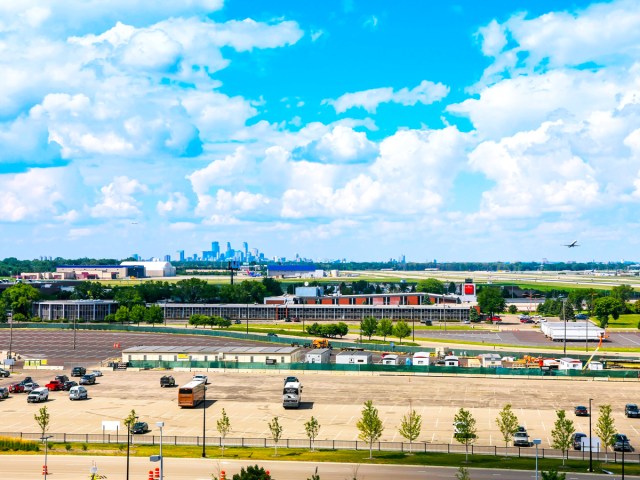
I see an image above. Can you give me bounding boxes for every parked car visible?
[8,383,25,393]
[625,404,640,418]
[160,375,176,388]
[513,431,530,447]
[614,434,633,451]
[18,376,34,385]
[63,381,78,391]
[284,376,299,385]
[487,316,502,322]
[69,385,88,400]
[45,380,65,391]
[23,382,40,392]
[55,375,69,384]
[234,319,242,324]
[79,374,96,385]
[192,374,208,384]
[575,313,589,320]
[0,387,9,399]
[91,370,103,377]
[574,405,589,417]
[572,432,587,450]
[0,368,10,377]
[27,387,49,403]
[71,366,86,377]
[267,333,279,338]
[132,421,149,434]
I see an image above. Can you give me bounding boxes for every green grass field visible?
[7,443,637,476]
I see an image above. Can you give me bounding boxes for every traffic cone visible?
[220,470,226,480]
[154,467,160,479]
[148,470,154,480]
[42,465,48,475]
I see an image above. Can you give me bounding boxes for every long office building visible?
[158,303,471,322]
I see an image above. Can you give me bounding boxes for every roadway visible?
[2,455,637,480]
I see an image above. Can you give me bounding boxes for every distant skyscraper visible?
[164,254,171,262]
[243,242,248,261]
[178,250,185,262]
[211,242,220,259]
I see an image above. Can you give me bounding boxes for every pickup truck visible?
[27,387,49,403]
[45,380,65,391]
[160,375,176,388]
[192,374,208,384]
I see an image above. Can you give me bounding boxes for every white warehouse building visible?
[120,261,176,277]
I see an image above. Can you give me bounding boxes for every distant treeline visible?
[0,257,634,276]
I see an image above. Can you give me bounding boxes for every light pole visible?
[622,436,626,480]
[202,385,207,458]
[126,414,137,480]
[41,435,53,479]
[586,317,589,353]
[246,303,249,335]
[73,315,77,350]
[533,439,541,480]
[561,297,567,355]
[588,398,593,472]
[156,421,164,480]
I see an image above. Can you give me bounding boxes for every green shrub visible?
[65,443,72,451]
[82,443,88,451]
[0,436,40,452]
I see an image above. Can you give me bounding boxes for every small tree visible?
[455,466,471,480]
[356,400,384,459]
[376,318,393,341]
[129,304,146,327]
[453,408,477,462]
[469,308,479,322]
[124,409,138,436]
[495,404,519,450]
[268,416,283,456]
[595,404,616,462]
[393,320,411,345]
[231,465,271,480]
[360,316,378,340]
[398,406,422,453]
[216,409,231,457]
[34,405,50,438]
[304,416,320,451]
[508,305,518,314]
[144,305,164,326]
[551,410,575,465]
[114,306,130,324]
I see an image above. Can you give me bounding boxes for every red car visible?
[45,380,64,391]
[488,316,502,322]
[8,383,25,393]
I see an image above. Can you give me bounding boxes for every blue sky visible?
[1,0,640,263]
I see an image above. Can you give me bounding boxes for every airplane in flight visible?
[564,240,579,248]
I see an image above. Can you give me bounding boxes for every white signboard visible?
[102,421,120,432]
[3,358,15,366]
[582,437,601,452]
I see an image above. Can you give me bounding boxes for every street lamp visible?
[202,385,207,458]
[156,421,164,480]
[41,435,53,480]
[533,439,542,480]
[246,303,249,335]
[588,398,593,472]
[126,414,138,480]
[560,296,567,355]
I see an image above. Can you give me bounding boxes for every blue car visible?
[575,313,589,320]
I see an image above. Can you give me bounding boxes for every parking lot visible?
[3,365,640,449]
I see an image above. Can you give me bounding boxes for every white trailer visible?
[541,321,604,342]
[412,352,431,366]
[305,348,331,364]
[336,351,372,365]
[559,357,583,370]
[283,381,302,409]
[381,354,399,365]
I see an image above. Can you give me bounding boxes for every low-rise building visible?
[335,351,372,365]
[305,348,331,364]
[412,352,431,366]
[34,300,118,322]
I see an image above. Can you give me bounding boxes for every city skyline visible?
[1,1,640,262]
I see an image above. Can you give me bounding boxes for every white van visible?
[69,385,88,400]
[27,387,49,403]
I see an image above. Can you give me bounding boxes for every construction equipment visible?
[311,339,331,349]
